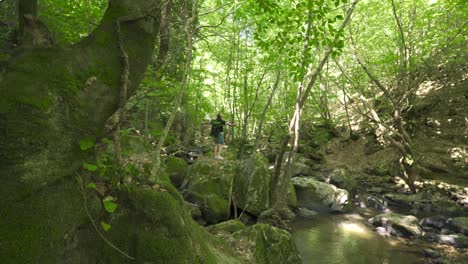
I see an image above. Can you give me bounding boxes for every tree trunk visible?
[269,1,358,215]
[0,0,163,261]
[17,0,38,35]
[254,68,281,149]
[152,0,196,176]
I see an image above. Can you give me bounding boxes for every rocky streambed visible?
[289,165,468,264]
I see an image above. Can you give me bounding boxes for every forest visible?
[0,0,467,263]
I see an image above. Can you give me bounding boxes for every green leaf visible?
[86,182,97,189]
[100,221,111,231]
[103,199,118,213]
[83,163,98,172]
[79,137,95,150]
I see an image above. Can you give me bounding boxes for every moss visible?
[185,159,235,223]
[0,177,101,263]
[165,156,189,187]
[231,224,302,264]
[287,182,298,208]
[233,154,271,216]
[448,217,468,235]
[207,220,246,235]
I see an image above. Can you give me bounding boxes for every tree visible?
[0,0,172,261]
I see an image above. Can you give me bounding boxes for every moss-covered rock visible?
[233,154,271,216]
[292,177,349,212]
[385,191,463,217]
[231,224,302,264]
[89,180,245,264]
[329,168,357,193]
[0,172,245,264]
[447,217,468,236]
[207,219,246,235]
[369,213,423,238]
[185,158,237,224]
[165,156,189,188]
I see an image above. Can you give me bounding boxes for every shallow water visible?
[290,213,425,264]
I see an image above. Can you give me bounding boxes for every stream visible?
[291,213,425,264]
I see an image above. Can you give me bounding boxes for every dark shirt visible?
[210,118,226,136]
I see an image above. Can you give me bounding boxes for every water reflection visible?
[291,214,424,264]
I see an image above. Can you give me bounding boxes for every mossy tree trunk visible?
[0,0,163,262]
[17,0,38,35]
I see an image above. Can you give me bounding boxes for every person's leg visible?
[217,133,225,159]
[216,144,221,156]
[213,135,220,158]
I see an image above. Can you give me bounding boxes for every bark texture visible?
[0,0,191,262]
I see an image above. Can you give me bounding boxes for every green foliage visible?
[79,137,95,151]
[38,0,108,44]
[86,182,97,189]
[83,162,98,172]
[100,221,111,231]
[103,197,118,213]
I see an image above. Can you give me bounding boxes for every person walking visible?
[210,114,235,160]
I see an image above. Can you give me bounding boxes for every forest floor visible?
[325,61,467,187]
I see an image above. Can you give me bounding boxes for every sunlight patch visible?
[339,222,371,238]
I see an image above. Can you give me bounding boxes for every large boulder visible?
[329,168,357,193]
[447,217,468,236]
[165,156,188,188]
[292,177,349,212]
[231,224,302,264]
[233,154,271,216]
[185,159,237,224]
[369,213,423,238]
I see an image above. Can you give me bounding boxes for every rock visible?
[440,228,452,235]
[329,168,357,193]
[207,220,246,235]
[185,201,202,220]
[384,193,415,209]
[369,213,423,238]
[233,154,271,216]
[231,224,302,264]
[165,156,188,188]
[420,215,447,230]
[238,212,256,225]
[375,226,388,237]
[290,160,313,177]
[365,195,388,211]
[292,177,349,212]
[296,208,318,218]
[447,217,468,235]
[423,248,441,258]
[122,184,244,263]
[385,192,463,217]
[435,234,468,248]
[185,159,237,224]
